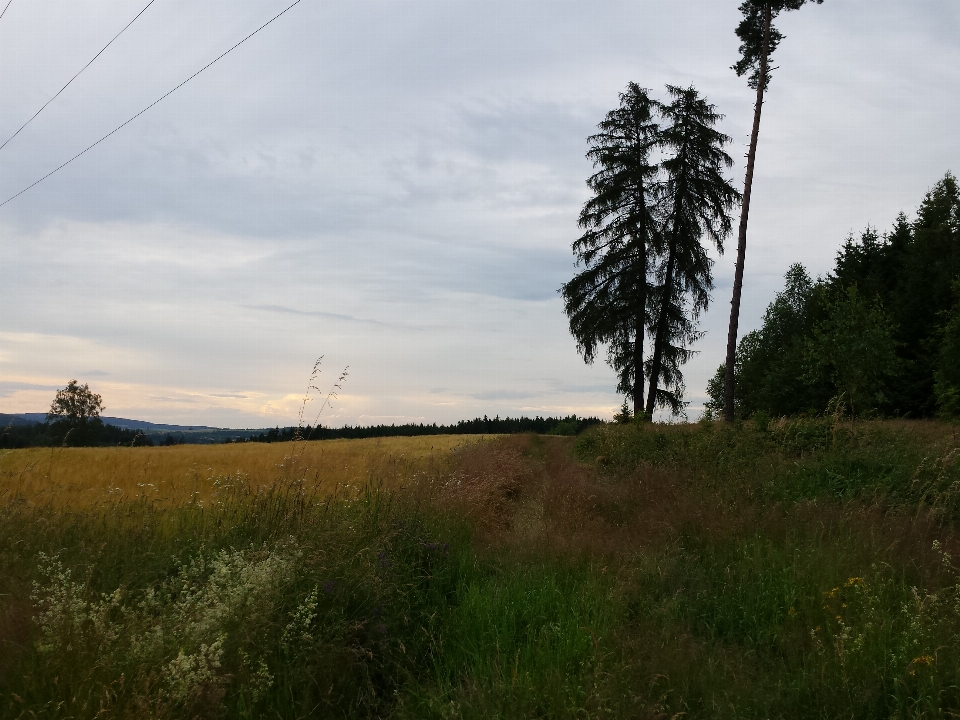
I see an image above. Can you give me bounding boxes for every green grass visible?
[578,417,960,510]
[0,475,617,719]
[3,423,960,718]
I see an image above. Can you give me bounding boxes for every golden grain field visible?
[0,435,494,508]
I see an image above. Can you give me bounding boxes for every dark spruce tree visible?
[645,85,739,416]
[935,281,960,419]
[723,0,824,422]
[829,173,959,415]
[561,84,663,417]
[888,174,960,414]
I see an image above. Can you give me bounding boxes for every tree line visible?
[1,380,605,448]
[0,420,154,449]
[705,173,960,419]
[227,415,603,444]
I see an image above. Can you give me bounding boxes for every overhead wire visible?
[0,0,159,152]
[0,0,303,209]
[0,1,12,22]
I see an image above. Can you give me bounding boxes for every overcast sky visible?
[0,0,957,428]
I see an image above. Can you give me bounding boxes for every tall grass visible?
[3,423,960,718]
[579,417,960,513]
[0,435,483,508]
[0,441,616,719]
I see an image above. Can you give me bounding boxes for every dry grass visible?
[0,435,494,508]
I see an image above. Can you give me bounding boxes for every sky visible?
[0,0,957,428]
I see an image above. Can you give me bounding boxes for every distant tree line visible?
[2,405,604,448]
[706,173,960,419]
[0,419,153,449]
[227,415,604,444]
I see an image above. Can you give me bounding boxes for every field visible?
[3,419,960,719]
[0,435,486,508]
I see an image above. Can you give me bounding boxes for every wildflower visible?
[163,636,225,704]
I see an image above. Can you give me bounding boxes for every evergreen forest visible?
[705,172,960,419]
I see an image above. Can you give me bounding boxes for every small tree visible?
[48,380,104,426]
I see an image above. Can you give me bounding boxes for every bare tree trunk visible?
[633,308,644,417]
[632,161,649,420]
[633,224,647,418]
[645,246,676,416]
[724,3,772,422]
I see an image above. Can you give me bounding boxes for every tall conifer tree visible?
[723,0,824,422]
[562,85,662,416]
[646,86,739,415]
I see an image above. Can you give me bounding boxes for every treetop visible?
[733,0,824,89]
[48,380,104,424]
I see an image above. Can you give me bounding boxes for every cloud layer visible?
[1,0,957,425]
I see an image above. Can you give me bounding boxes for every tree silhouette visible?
[562,84,662,416]
[646,86,739,416]
[723,0,824,422]
[48,380,104,425]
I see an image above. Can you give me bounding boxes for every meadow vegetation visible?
[0,436,484,508]
[2,420,960,718]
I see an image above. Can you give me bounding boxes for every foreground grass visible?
[2,421,960,718]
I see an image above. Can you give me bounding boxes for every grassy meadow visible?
[0,435,486,508]
[3,420,960,718]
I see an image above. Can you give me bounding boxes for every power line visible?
[0,0,303,209]
[0,0,159,152]
[0,1,13,22]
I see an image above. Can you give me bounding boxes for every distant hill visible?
[0,413,275,446]
[0,413,223,432]
[0,414,38,428]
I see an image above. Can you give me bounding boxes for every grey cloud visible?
[0,381,61,398]
[546,381,622,395]
[1,0,956,425]
[243,304,389,327]
[470,390,538,401]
